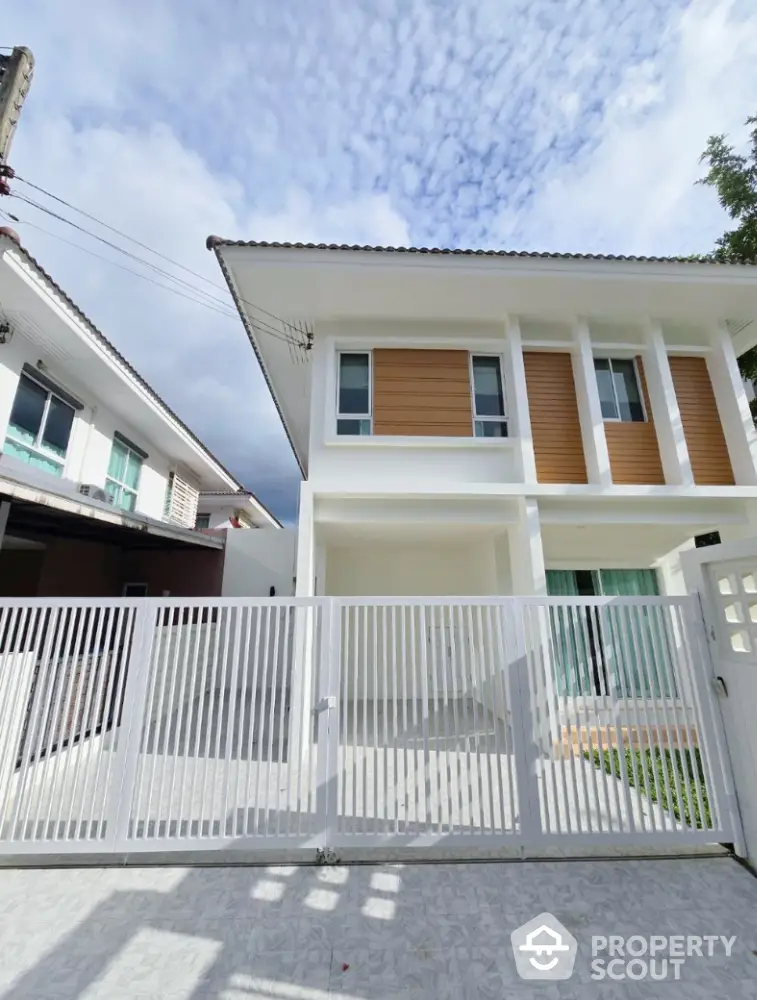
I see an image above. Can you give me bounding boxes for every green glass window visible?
[337,353,372,435]
[3,373,75,475]
[471,356,507,437]
[105,437,142,512]
[594,358,645,422]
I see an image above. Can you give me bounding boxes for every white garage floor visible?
[0,856,755,999]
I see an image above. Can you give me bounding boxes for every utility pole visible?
[0,47,34,164]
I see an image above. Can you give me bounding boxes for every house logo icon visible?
[510,912,578,980]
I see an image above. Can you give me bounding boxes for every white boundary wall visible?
[222,529,296,598]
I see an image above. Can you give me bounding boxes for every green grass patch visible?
[584,747,712,829]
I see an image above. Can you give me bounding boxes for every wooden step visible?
[554,724,699,758]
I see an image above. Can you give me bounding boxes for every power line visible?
[10,194,305,349]
[4,196,299,346]
[10,192,261,321]
[5,194,305,349]
[0,205,306,352]
[11,193,246,317]
[14,174,310,344]
[0,207,247,322]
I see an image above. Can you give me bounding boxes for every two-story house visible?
[211,239,757,605]
[0,227,280,598]
[0,234,752,862]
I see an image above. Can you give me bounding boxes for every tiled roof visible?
[206,237,736,266]
[0,231,281,527]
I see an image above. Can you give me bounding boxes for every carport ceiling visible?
[319,520,504,543]
[541,522,712,565]
[3,499,215,551]
[316,495,519,530]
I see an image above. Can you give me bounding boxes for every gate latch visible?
[313,696,336,715]
[713,676,729,698]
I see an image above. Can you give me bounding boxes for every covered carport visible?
[0,474,225,599]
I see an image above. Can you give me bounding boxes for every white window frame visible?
[105,437,143,511]
[4,371,76,471]
[336,350,373,435]
[594,356,647,423]
[469,353,508,436]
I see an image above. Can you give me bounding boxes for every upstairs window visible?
[3,371,76,475]
[594,358,645,422]
[195,513,211,529]
[471,355,507,437]
[337,352,372,435]
[105,435,144,512]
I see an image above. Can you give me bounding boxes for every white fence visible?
[0,594,743,858]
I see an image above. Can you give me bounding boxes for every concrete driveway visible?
[0,855,755,998]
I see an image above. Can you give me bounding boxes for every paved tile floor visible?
[0,856,755,998]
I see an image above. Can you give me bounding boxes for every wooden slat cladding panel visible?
[523,351,588,483]
[669,355,735,485]
[604,357,665,485]
[372,349,473,436]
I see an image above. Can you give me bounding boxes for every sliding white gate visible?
[0,595,743,858]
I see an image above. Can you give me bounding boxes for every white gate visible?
[0,598,322,855]
[0,594,743,859]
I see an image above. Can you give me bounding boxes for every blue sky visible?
[4,0,757,521]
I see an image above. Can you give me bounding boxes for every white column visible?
[707,322,757,485]
[642,320,694,487]
[289,484,316,767]
[511,498,547,595]
[571,318,611,488]
[504,315,537,483]
[294,485,315,596]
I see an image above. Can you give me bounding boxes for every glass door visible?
[597,569,672,697]
[546,570,604,696]
[546,568,666,697]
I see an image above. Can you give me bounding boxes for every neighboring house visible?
[211,239,757,603]
[0,227,280,598]
[195,489,276,530]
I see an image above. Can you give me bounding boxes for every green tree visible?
[699,115,757,388]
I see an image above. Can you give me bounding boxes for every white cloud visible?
[248,192,410,246]
[4,0,757,520]
[495,0,757,255]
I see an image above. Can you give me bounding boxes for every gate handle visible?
[713,676,728,698]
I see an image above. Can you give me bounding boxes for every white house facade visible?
[212,240,757,604]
